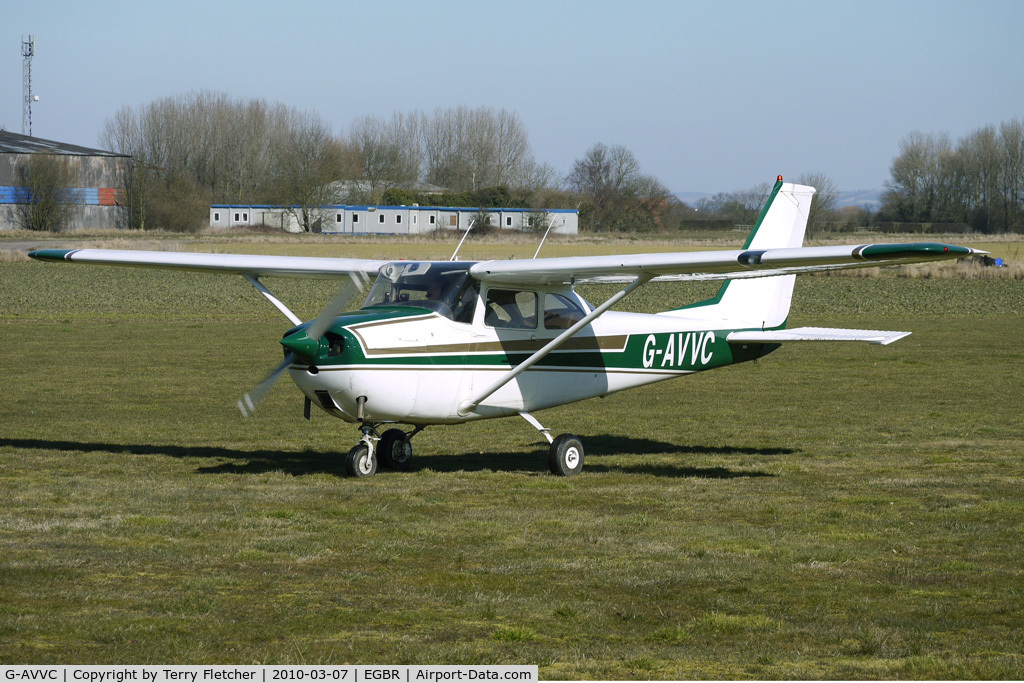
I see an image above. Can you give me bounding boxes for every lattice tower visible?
[22,35,36,136]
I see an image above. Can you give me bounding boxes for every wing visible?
[468,242,983,286]
[28,248,388,279]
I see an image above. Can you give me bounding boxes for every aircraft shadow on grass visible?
[0,436,791,479]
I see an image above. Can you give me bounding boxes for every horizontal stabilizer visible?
[727,326,912,346]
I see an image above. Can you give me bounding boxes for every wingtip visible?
[28,248,77,262]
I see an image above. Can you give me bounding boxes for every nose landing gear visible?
[344,425,378,478]
[344,424,423,477]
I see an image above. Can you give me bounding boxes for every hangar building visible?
[0,130,127,231]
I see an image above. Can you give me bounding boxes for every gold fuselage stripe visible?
[346,313,629,357]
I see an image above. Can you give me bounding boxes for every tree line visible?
[692,172,840,235]
[87,91,852,235]
[92,92,676,233]
[13,89,1023,234]
[879,118,1024,233]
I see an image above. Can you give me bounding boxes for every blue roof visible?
[211,204,577,214]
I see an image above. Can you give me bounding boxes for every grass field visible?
[1,234,1023,678]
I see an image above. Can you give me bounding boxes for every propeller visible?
[238,271,368,418]
[238,353,297,418]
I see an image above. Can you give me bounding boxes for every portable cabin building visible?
[210,204,578,235]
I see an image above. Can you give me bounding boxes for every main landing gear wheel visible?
[345,442,377,478]
[378,428,413,470]
[548,434,584,476]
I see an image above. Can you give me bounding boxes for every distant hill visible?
[674,189,882,210]
[834,189,882,209]
[674,191,715,206]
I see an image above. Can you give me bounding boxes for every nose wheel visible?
[345,441,377,477]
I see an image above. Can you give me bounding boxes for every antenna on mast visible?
[22,35,36,136]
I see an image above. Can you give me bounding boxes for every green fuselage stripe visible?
[316,327,770,373]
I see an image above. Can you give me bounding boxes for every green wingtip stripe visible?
[28,249,77,262]
[859,243,973,259]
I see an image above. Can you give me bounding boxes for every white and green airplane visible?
[30,178,982,477]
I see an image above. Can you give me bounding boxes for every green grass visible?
[1,239,1023,678]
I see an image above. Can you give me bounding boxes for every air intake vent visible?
[315,390,338,411]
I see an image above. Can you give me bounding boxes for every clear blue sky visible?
[3,0,1022,193]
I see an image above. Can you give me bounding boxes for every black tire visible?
[548,434,584,476]
[378,428,413,470]
[345,443,377,478]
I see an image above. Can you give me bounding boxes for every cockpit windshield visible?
[361,262,479,323]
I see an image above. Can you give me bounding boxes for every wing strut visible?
[458,273,654,415]
[244,275,302,326]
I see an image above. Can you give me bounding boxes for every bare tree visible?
[423,106,464,190]
[100,106,147,230]
[795,171,838,234]
[960,126,1000,231]
[270,111,345,232]
[13,154,80,232]
[567,143,671,231]
[423,106,538,192]
[349,112,421,202]
[997,118,1024,230]
[883,131,953,222]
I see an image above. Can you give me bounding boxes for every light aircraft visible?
[29,178,982,477]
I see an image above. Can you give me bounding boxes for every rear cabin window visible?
[543,293,586,329]
[484,289,537,329]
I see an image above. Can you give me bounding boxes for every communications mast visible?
[22,35,36,136]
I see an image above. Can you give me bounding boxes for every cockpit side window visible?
[484,288,537,329]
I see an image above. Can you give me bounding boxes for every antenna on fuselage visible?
[449,220,476,261]
[533,218,555,259]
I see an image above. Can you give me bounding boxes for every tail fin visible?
[666,178,816,330]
